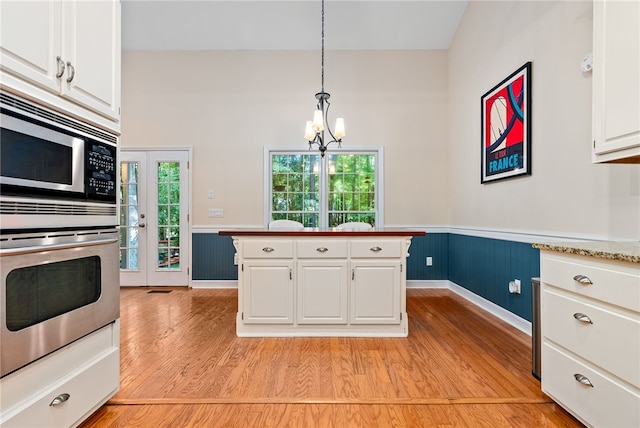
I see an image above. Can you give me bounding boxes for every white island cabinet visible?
[221,229,424,337]
[534,242,640,428]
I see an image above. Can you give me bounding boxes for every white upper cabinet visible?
[0,1,62,92]
[0,0,121,123]
[592,0,640,163]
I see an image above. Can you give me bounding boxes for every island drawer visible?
[242,240,294,259]
[297,240,348,258]
[541,253,640,312]
[350,240,402,258]
[543,288,640,388]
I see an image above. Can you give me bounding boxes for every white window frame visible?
[264,146,384,229]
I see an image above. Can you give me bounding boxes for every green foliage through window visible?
[269,151,379,228]
[157,162,180,269]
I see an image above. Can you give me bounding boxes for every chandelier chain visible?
[321,0,325,93]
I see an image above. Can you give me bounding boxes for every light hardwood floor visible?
[79,288,583,427]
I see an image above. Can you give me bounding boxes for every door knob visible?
[139,223,146,228]
[140,214,146,219]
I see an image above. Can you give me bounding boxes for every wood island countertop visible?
[218,228,426,237]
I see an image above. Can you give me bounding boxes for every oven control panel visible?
[86,142,116,200]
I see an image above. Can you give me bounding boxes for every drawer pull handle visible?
[573,374,594,387]
[370,246,382,252]
[573,313,593,324]
[50,393,70,407]
[316,247,328,253]
[573,275,593,285]
[262,247,275,253]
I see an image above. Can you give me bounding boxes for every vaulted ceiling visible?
[121,0,469,51]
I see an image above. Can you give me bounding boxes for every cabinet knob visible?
[370,246,382,252]
[316,247,328,253]
[573,373,594,387]
[573,274,593,285]
[50,393,70,407]
[55,56,65,78]
[573,312,593,324]
[262,247,275,253]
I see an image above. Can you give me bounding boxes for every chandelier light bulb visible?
[312,110,324,132]
[304,121,316,140]
[334,118,345,139]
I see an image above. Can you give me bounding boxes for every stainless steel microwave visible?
[0,92,117,204]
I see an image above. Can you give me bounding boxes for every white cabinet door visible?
[0,0,62,92]
[62,0,120,120]
[242,261,294,324]
[297,260,348,324]
[350,260,401,324]
[592,0,640,163]
[0,0,120,122]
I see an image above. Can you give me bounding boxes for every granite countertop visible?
[532,241,640,263]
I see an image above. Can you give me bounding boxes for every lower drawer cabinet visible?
[542,342,640,428]
[242,240,294,259]
[3,349,119,428]
[542,289,640,388]
[350,240,402,258]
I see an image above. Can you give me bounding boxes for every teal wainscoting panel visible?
[447,234,539,321]
[192,233,237,280]
[406,233,449,280]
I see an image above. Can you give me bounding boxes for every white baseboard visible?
[407,280,531,336]
[448,281,531,336]
[407,280,449,289]
[191,280,238,289]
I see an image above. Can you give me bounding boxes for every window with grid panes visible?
[267,149,381,228]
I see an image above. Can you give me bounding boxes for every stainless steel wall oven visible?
[0,91,120,378]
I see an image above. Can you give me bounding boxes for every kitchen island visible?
[219,228,425,337]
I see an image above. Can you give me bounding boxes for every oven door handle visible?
[0,238,118,256]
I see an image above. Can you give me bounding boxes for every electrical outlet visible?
[208,189,215,199]
[208,208,223,218]
[508,279,521,294]
[426,257,433,266]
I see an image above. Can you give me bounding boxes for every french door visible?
[119,149,190,286]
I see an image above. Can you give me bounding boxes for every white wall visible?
[121,50,450,227]
[121,1,640,240]
[448,0,639,240]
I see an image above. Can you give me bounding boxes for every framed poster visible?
[481,62,531,183]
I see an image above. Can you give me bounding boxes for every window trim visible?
[264,146,384,229]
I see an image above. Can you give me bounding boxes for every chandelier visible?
[304,0,345,157]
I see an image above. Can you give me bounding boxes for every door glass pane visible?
[157,162,180,270]
[119,162,139,270]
